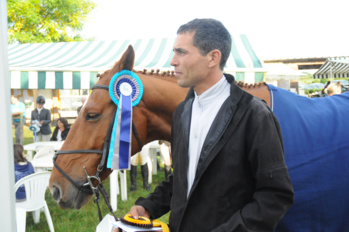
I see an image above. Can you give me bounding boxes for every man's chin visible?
[177,80,189,88]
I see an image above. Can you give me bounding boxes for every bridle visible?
[52,83,143,221]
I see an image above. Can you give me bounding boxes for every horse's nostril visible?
[51,185,62,201]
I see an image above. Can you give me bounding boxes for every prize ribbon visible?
[107,70,143,170]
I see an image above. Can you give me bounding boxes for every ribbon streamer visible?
[107,70,143,170]
[117,94,132,169]
[108,94,132,170]
[106,99,120,169]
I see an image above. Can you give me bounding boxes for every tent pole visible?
[0,1,17,231]
[330,61,333,81]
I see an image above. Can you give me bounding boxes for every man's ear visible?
[208,49,221,68]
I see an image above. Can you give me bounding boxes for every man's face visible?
[170,32,210,92]
[37,103,44,109]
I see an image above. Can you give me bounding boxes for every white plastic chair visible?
[14,171,54,232]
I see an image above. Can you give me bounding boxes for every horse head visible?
[49,45,188,209]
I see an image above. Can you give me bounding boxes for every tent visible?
[313,57,349,79]
[264,63,305,80]
[9,35,265,90]
[264,63,306,91]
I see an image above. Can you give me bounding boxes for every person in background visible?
[14,144,34,201]
[77,96,88,114]
[321,81,331,97]
[324,81,342,96]
[11,95,26,144]
[31,95,51,142]
[50,117,70,141]
[121,18,294,232]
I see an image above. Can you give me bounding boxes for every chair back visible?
[14,171,51,211]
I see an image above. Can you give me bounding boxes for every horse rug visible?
[268,85,349,231]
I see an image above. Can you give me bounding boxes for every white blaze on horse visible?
[49,46,349,231]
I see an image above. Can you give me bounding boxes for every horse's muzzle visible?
[51,182,92,209]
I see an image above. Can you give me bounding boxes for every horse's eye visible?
[86,113,101,121]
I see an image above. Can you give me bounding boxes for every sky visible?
[81,0,349,60]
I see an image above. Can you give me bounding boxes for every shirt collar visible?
[194,75,228,108]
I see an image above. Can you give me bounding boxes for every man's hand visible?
[129,205,151,219]
[112,206,150,232]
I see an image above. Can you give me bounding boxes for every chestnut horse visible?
[49,46,349,231]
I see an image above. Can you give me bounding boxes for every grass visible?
[15,126,170,232]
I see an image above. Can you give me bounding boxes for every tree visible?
[7,0,96,44]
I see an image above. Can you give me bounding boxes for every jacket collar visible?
[183,74,243,104]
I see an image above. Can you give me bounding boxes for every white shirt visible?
[57,130,62,141]
[37,107,42,114]
[187,76,230,196]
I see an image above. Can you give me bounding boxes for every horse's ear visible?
[119,45,135,71]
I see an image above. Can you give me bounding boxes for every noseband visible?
[52,83,143,221]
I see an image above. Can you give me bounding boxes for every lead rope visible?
[94,188,103,221]
[84,167,119,222]
[98,183,119,222]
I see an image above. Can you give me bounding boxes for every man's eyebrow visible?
[173,48,186,53]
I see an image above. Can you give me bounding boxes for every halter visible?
[52,83,143,221]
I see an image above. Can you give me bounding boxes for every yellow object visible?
[152,219,169,232]
[121,214,169,232]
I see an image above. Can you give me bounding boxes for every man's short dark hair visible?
[177,18,232,70]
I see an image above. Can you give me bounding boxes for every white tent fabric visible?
[9,35,265,89]
[313,57,349,79]
[264,63,306,80]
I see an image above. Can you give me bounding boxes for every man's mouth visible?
[174,71,182,76]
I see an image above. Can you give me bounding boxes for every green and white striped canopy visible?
[9,35,264,89]
[313,57,349,79]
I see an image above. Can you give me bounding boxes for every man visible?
[31,95,51,141]
[11,95,26,144]
[123,19,294,232]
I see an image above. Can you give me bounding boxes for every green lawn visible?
[15,126,170,232]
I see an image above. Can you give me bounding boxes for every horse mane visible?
[237,81,268,89]
[138,69,175,77]
[96,68,177,83]
[134,69,177,83]
[97,70,268,87]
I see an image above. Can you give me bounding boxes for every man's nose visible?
[170,56,177,66]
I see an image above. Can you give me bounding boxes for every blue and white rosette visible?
[107,70,143,170]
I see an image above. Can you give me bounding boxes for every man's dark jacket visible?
[31,108,51,135]
[136,74,294,232]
